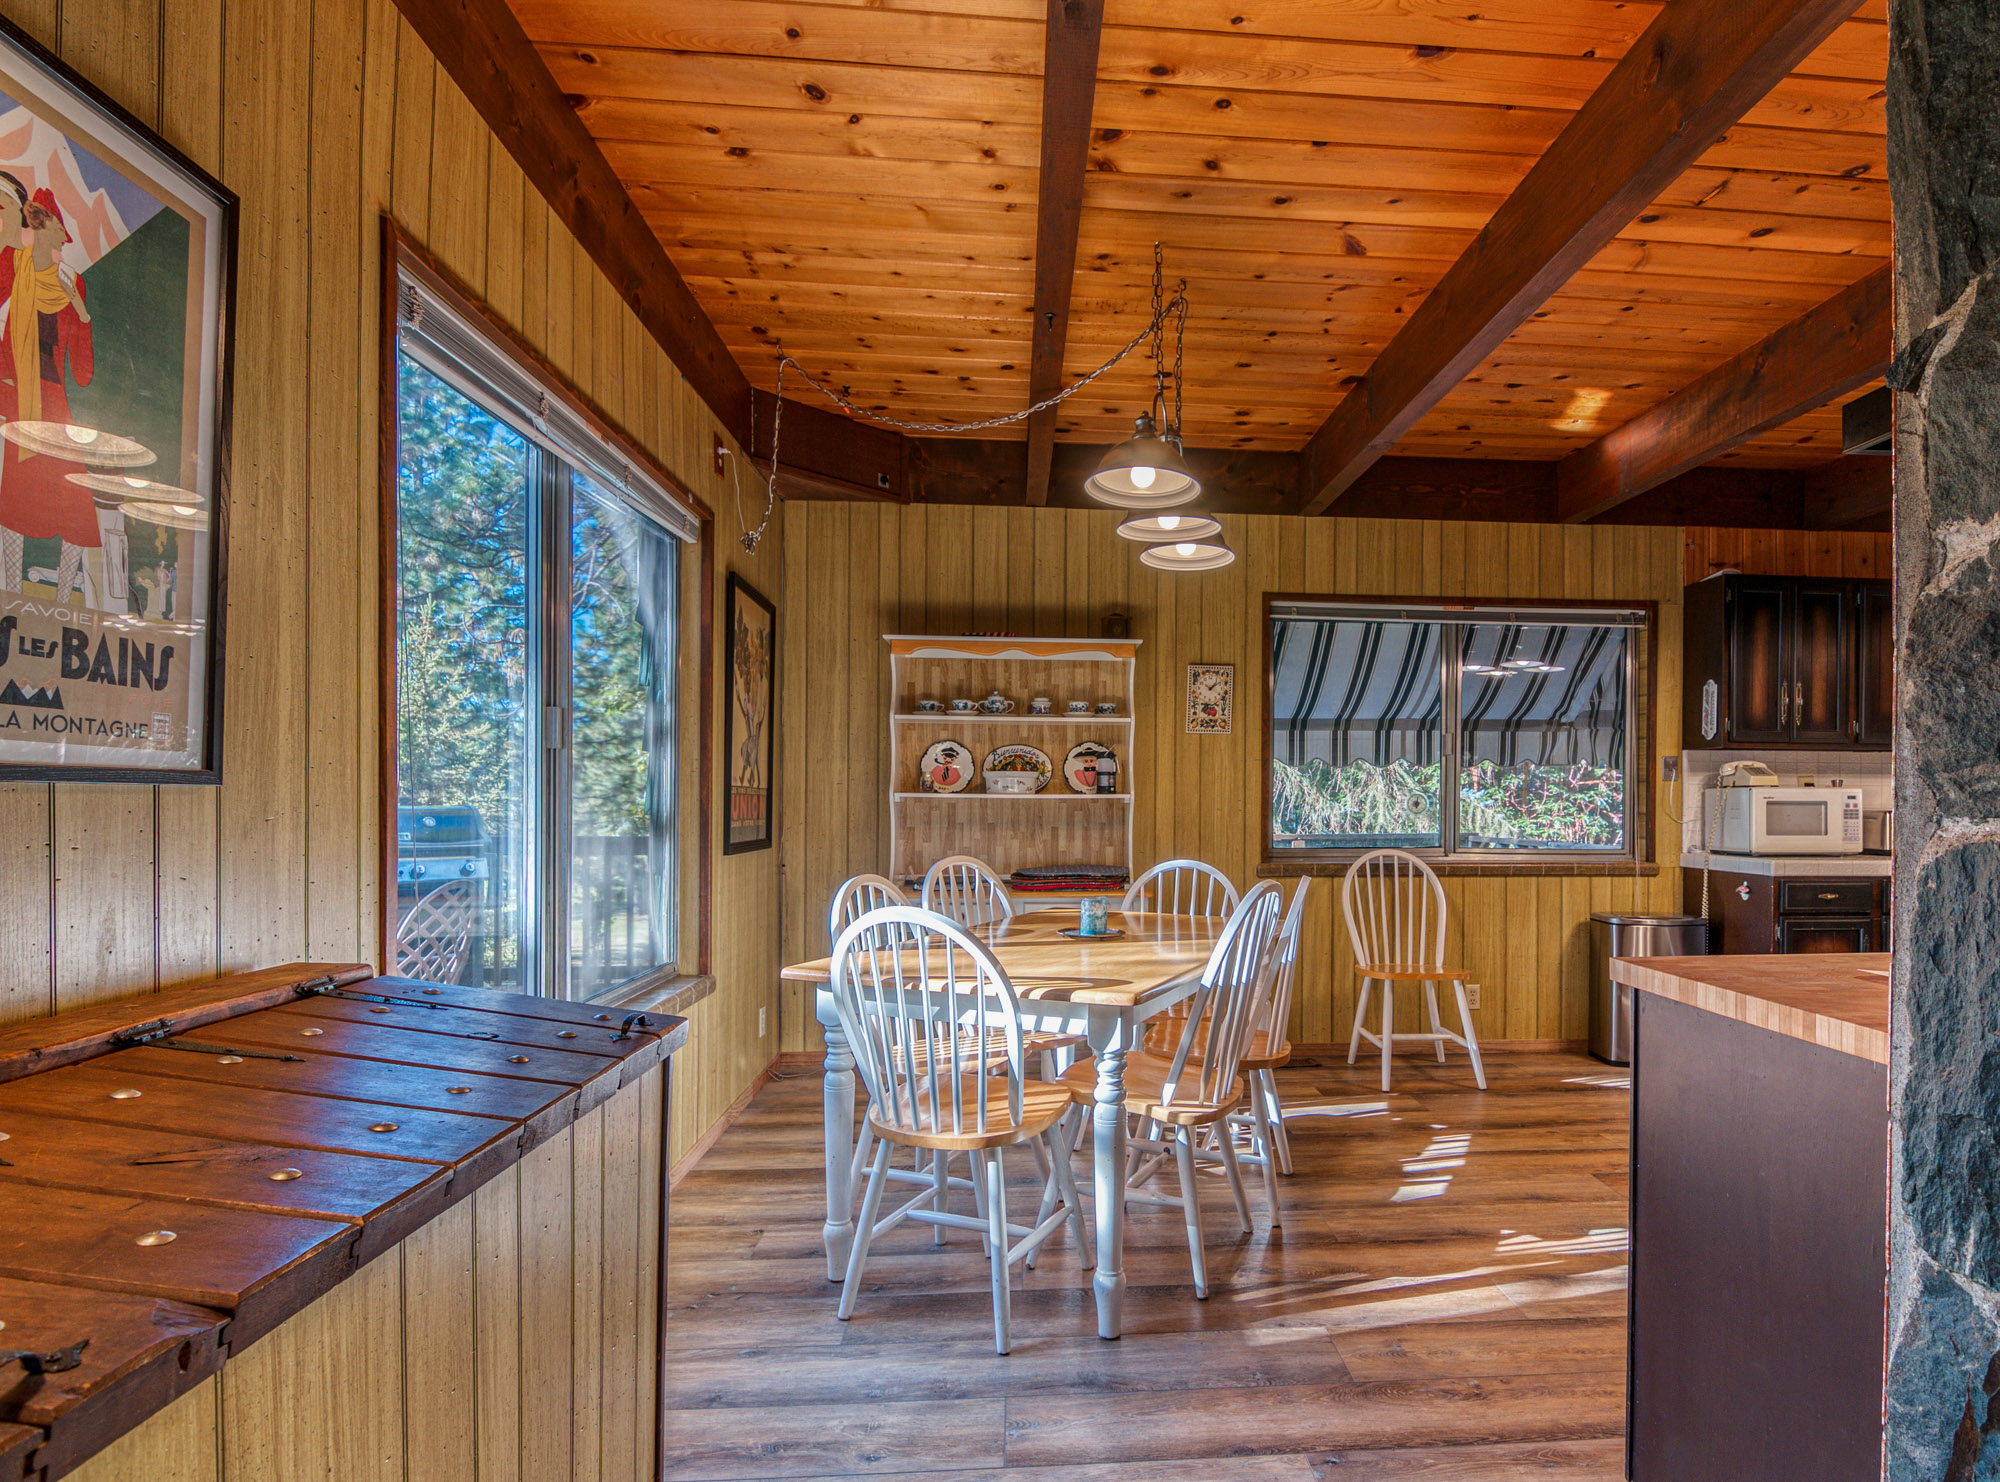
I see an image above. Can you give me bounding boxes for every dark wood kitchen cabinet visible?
[1683,866,1890,954]
[1856,579,1895,747]
[1683,575,1889,749]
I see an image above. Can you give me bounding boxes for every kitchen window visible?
[1266,598,1647,864]
[391,267,697,999]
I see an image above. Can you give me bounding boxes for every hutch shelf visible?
[886,635,1140,901]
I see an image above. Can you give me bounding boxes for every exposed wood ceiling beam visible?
[1556,266,1891,523]
[1292,0,1867,516]
[393,0,909,496]
[1023,0,1106,506]
[1799,453,1892,531]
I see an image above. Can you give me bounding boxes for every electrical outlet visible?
[1799,773,1818,788]
[758,1006,767,1038]
[1662,754,1679,783]
[1465,983,1482,1010]
[713,435,727,477]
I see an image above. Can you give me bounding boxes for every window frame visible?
[1260,592,1659,877]
[380,224,713,999]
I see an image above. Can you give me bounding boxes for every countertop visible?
[1610,953,1889,1064]
[1678,851,1892,877]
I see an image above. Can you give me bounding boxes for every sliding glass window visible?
[391,269,696,999]
[1268,600,1643,863]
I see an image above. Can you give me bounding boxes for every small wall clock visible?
[1186,663,1233,734]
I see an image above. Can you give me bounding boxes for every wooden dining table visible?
[779,907,1222,1339]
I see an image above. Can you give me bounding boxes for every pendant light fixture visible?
[1114,510,1221,543]
[1085,245,1201,510]
[1138,533,1235,572]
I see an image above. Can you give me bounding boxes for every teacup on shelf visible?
[1096,701,1118,715]
[1066,700,1091,715]
[951,698,978,713]
[916,698,943,713]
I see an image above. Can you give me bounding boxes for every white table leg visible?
[1089,1008,1130,1339]
[819,1002,856,1281]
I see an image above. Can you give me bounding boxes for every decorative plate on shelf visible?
[982,743,1053,792]
[918,739,975,793]
[1062,742,1116,793]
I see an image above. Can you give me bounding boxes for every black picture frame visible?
[0,13,237,784]
[722,572,776,854]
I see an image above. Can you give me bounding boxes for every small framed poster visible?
[723,572,776,853]
[1187,663,1233,734]
[0,16,236,782]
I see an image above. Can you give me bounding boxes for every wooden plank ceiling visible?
[512,0,1886,472]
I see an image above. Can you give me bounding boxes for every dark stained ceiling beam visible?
[1799,451,1893,531]
[393,0,910,495]
[1023,0,1107,506]
[1292,0,1867,517]
[1556,266,1892,523]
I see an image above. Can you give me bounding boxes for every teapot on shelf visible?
[981,690,1015,714]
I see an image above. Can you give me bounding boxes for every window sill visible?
[1259,859,1661,879]
[592,969,716,1018]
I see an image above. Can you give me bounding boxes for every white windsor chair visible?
[831,906,1093,1354]
[394,879,477,985]
[921,855,1015,928]
[1340,848,1486,1092]
[1059,880,1285,1298]
[1120,859,1239,920]
[1216,875,1313,1222]
[922,855,1081,1082]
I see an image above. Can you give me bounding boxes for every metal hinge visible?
[112,1019,304,1063]
[293,980,442,1011]
[2,1339,88,1375]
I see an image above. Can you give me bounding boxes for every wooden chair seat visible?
[1143,1020,1290,1071]
[1059,1052,1243,1127]
[1356,962,1471,981]
[869,1079,1073,1150]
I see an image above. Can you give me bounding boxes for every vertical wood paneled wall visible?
[0,0,782,1165]
[779,506,1689,1051]
[62,1068,664,1482]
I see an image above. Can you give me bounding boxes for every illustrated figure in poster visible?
[0,184,96,605]
[732,598,770,791]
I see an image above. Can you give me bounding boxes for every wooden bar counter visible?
[0,964,686,1482]
[1610,953,1888,1482]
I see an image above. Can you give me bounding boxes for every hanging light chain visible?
[764,286,1184,438]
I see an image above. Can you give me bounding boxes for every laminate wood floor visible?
[664,1048,1631,1481]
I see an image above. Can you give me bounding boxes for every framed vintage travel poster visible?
[0,18,236,782]
[724,573,776,853]
[1187,663,1233,733]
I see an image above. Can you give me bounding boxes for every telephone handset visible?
[1717,760,1780,787]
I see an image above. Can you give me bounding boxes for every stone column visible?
[1885,0,2000,1474]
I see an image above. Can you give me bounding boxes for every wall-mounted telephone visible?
[1717,760,1780,787]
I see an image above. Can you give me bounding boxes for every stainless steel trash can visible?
[1589,912,1708,1065]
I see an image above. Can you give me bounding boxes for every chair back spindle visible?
[922,856,1014,929]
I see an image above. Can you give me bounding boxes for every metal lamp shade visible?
[1115,511,1222,543]
[1138,535,1236,572]
[1083,417,1202,508]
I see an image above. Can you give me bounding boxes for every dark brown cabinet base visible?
[1683,866,1888,955]
[1629,993,1886,1480]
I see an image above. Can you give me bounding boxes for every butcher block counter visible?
[1610,953,1888,1482]
[0,963,686,1482]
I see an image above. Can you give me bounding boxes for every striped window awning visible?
[1271,603,1640,772]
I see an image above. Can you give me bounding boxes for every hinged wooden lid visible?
[0,962,686,1479]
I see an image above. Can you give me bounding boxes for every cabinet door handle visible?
[1780,680,1789,725]
[1819,892,1841,900]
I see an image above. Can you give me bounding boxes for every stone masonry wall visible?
[1885,0,2000,1474]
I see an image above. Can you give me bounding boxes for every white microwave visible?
[1708,786,1864,856]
